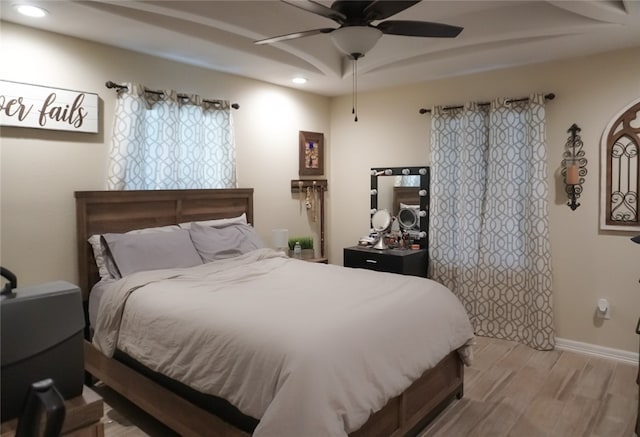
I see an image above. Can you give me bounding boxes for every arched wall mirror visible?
[370,166,430,249]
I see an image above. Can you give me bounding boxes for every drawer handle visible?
[636,317,640,335]
[365,259,377,264]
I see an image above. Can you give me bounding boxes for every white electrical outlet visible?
[597,298,611,319]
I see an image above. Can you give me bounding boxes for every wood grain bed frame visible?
[76,189,463,437]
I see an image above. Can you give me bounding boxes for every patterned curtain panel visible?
[107,83,236,190]
[429,94,554,350]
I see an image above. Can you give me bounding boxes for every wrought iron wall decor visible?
[561,123,587,210]
[600,98,640,231]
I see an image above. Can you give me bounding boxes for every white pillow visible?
[178,213,247,230]
[88,234,112,281]
[88,224,180,280]
[400,202,420,209]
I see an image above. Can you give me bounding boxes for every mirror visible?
[371,210,392,250]
[398,207,418,230]
[370,166,430,249]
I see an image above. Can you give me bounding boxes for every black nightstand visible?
[343,246,428,278]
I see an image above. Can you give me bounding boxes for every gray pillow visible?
[178,213,247,230]
[89,224,181,280]
[102,229,202,277]
[189,222,265,262]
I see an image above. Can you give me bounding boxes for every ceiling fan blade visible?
[282,0,347,24]
[363,1,421,21]
[255,28,336,45]
[376,20,463,38]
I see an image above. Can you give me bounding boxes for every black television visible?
[1,279,85,421]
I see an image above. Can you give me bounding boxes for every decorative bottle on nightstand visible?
[293,242,302,259]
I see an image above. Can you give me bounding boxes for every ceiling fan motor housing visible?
[256,1,463,53]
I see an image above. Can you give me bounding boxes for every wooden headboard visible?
[75,189,254,300]
[392,187,420,216]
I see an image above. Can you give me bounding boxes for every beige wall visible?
[0,22,330,285]
[328,47,640,353]
[2,22,639,354]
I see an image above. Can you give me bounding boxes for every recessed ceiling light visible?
[14,4,48,18]
[292,77,307,85]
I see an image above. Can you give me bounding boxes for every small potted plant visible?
[288,237,314,259]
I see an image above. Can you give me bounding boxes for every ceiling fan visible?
[255,0,463,59]
[255,1,463,122]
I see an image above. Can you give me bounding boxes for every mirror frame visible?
[370,166,430,249]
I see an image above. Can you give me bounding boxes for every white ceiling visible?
[3,0,640,96]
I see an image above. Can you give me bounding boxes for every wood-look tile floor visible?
[420,336,638,437]
[95,336,638,437]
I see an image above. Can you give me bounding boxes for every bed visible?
[76,188,473,437]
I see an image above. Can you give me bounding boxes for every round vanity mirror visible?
[371,209,392,250]
[398,207,418,230]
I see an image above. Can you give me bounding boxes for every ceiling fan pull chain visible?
[353,57,358,122]
[352,57,356,118]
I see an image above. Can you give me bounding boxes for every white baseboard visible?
[555,337,638,365]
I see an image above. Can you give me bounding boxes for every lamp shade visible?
[272,229,289,249]
[330,26,383,58]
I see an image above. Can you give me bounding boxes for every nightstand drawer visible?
[344,249,403,273]
[343,246,428,278]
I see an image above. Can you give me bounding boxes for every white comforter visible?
[93,248,473,437]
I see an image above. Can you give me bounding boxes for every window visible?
[107,83,236,190]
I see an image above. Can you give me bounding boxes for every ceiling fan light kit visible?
[330,26,383,59]
[256,1,464,121]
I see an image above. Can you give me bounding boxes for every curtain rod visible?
[418,93,555,114]
[105,81,240,110]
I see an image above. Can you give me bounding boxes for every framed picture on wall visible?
[299,131,324,176]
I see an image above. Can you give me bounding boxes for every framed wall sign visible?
[0,80,99,133]
[299,130,324,176]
